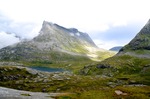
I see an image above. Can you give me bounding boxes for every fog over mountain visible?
[0,13,40,48]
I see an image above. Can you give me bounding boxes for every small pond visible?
[29,66,64,72]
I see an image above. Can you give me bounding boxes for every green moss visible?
[21,93,31,96]
[67,90,113,99]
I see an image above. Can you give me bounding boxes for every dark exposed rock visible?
[96,64,110,69]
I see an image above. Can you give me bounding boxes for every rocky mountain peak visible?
[35,21,97,47]
[41,21,58,30]
[139,19,150,35]
[40,21,71,35]
[41,21,79,33]
[0,21,103,61]
[42,20,53,26]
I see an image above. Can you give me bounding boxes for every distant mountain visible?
[109,46,122,52]
[0,21,114,63]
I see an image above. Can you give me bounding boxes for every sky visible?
[0,0,150,49]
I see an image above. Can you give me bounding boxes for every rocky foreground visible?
[0,86,72,99]
[0,64,74,99]
[0,86,58,99]
[0,64,150,99]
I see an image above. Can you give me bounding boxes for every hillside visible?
[118,19,150,57]
[0,21,115,68]
[80,19,150,86]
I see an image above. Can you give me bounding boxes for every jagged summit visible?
[42,21,79,33]
[42,20,54,26]
[118,19,150,57]
[35,21,97,47]
[41,21,86,34]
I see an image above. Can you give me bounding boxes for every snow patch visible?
[70,33,75,36]
[76,32,80,36]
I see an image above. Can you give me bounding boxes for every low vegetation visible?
[0,65,149,99]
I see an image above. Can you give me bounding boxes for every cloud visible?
[0,32,20,49]
[0,0,150,49]
[0,13,40,39]
[91,22,146,49]
[0,0,149,32]
[0,13,41,49]
[7,22,40,39]
[94,39,123,50]
[112,21,127,27]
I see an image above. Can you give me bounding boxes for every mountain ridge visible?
[118,19,150,57]
[0,21,114,62]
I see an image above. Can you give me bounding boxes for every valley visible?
[0,20,150,99]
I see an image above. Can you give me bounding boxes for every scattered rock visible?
[115,90,123,95]
[43,79,49,83]
[0,62,23,66]
[115,90,128,96]
[0,86,56,99]
[107,82,116,88]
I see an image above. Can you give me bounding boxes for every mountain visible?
[34,21,97,52]
[118,19,150,57]
[109,46,122,52]
[0,21,114,63]
[0,21,149,99]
